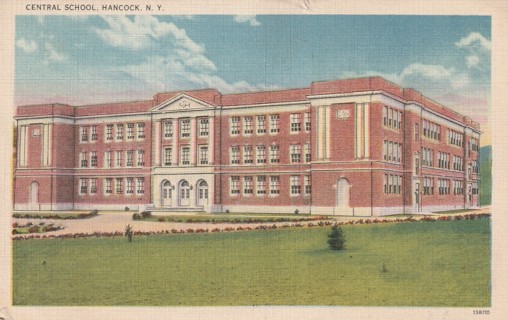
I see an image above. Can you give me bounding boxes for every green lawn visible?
[136,213,329,223]
[12,219,491,306]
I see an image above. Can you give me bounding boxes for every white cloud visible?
[234,15,261,26]
[36,16,45,25]
[455,32,491,70]
[16,38,38,54]
[455,32,491,51]
[44,42,67,63]
[466,55,480,68]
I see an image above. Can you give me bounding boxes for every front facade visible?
[14,77,481,216]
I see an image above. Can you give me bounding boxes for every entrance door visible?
[197,180,208,206]
[336,179,352,215]
[161,181,172,207]
[179,180,190,206]
[29,181,39,210]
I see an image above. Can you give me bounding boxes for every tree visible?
[125,224,133,242]
[327,224,346,250]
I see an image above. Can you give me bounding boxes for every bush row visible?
[12,213,490,240]
[132,213,331,224]
[13,210,99,220]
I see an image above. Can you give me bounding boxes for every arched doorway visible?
[29,181,39,210]
[196,180,208,206]
[336,178,351,215]
[161,180,172,207]
[179,180,190,206]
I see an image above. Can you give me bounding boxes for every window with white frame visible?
[290,113,301,132]
[230,146,240,164]
[230,117,240,135]
[421,147,434,167]
[438,179,450,195]
[90,151,98,167]
[199,118,209,137]
[91,125,98,141]
[290,144,301,163]
[127,123,135,140]
[180,146,190,165]
[105,178,113,194]
[90,178,97,194]
[304,143,311,162]
[163,147,172,166]
[116,124,124,140]
[454,180,464,195]
[290,176,301,195]
[115,150,122,167]
[80,152,88,168]
[126,177,134,194]
[304,112,311,132]
[137,150,145,166]
[199,146,208,165]
[304,175,311,195]
[257,115,266,134]
[256,145,266,164]
[230,176,240,195]
[383,106,402,130]
[414,123,419,141]
[126,150,134,167]
[269,176,280,195]
[270,114,280,133]
[243,176,253,195]
[243,145,253,164]
[136,177,145,194]
[180,119,191,138]
[115,178,123,194]
[243,116,253,135]
[256,176,266,194]
[383,174,402,195]
[423,177,434,195]
[270,145,280,163]
[137,123,145,139]
[104,151,112,168]
[79,178,88,194]
[106,124,113,141]
[453,156,463,171]
[81,127,88,142]
[163,120,173,138]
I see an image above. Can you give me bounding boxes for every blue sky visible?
[15,15,491,142]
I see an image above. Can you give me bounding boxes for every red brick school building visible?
[13,77,481,216]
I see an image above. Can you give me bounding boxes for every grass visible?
[12,219,491,306]
[12,222,62,235]
[13,210,98,220]
[135,213,330,224]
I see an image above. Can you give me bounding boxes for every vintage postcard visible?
[0,0,507,319]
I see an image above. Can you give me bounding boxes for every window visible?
[423,177,434,195]
[243,145,253,164]
[90,151,98,167]
[115,150,122,167]
[414,123,419,141]
[116,124,124,140]
[422,120,441,141]
[383,141,402,163]
[256,145,266,164]
[180,119,191,138]
[106,125,113,141]
[270,114,280,133]
[127,123,135,140]
[383,107,401,130]
[180,146,190,165]
[126,150,134,167]
[304,144,311,162]
[290,176,301,195]
[90,178,97,194]
[454,180,464,195]
[421,148,434,167]
[438,179,450,195]
[453,156,463,171]
[304,112,311,132]
[91,125,98,141]
[163,120,173,138]
[163,148,172,166]
[438,152,450,169]
[137,150,145,166]
[79,178,88,194]
[243,176,253,195]
[80,152,88,168]
[230,176,240,195]
[230,146,240,164]
[256,176,266,194]
[243,116,253,135]
[199,118,209,137]
[115,178,123,194]
[104,151,112,168]
[290,144,301,163]
[80,127,88,142]
[269,176,280,195]
[136,177,145,194]
[304,175,311,195]
[105,178,113,194]
[415,158,419,175]
[290,113,301,132]
[257,115,266,134]
[270,145,280,163]
[384,174,402,195]
[383,107,388,126]
[230,117,240,135]
[137,123,145,139]
[199,146,208,165]
[126,177,134,194]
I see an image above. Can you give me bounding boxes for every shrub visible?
[327,224,346,250]
[90,210,99,216]
[141,211,152,219]
[157,217,166,222]
[132,213,141,220]
[125,224,133,242]
[125,207,130,211]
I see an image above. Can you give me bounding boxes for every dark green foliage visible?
[327,224,346,250]
[125,224,133,242]
[479,145,492,206]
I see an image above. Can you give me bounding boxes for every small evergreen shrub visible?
[141,211,152,219]
[132,213,141,220]
[125,224,133,242]
[327,224,346,250]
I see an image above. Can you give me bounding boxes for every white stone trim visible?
[152,93,217,111]
[221,103,309,116]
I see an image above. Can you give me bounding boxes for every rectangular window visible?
[383,106,388,126]
[199,146,208,165]
[199,118,209,137]
[304,175,311,195]
[163,120,173,138]
[230,176,240,195]
[304,143,311,162]
[180,119,191,138]
[290,113,301,132]
[106,124,113,141]
[91,125,98,141]
[180,146,190,165]
[126,150,134,167]
[115,150,122,167]
[137,150,145,166]
[269,176,280,195]
[90,151,98,167]
[270,114,280,133]
[163,147,172,166]
[79,178,88,194]
[270,145,280,163]
[115,178,123,194]
[304,112,311,132]
[90,178,97,194]
[116,124,124,140]
[136,177,145,194]
[127,123,135,140]
[80,152,88,168]
[290,144,301,163]
[243,116,253,135]
[243,176,253,195]
[256,176,266,194]
[137,123,145,139]
[230,117,240,135]
[256,145,266,164]
[415,123,419,141]
[384,174,388,194]
[104,151,112,168]
[230,146,240,164]
[81,127,88,142]
[257,115,266,134]
[290,176,301,195]
[126,177,134,194]
[243,145,253,164]
[105,178,113,194]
